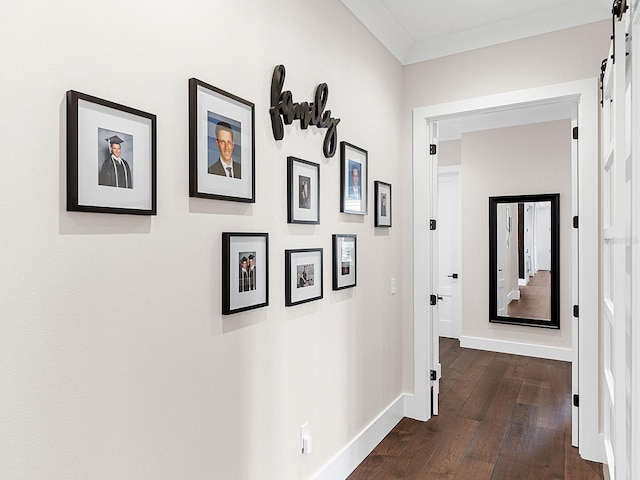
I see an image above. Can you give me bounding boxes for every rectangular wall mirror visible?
[488,193,560,329]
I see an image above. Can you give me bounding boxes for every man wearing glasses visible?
[208,121,241,179]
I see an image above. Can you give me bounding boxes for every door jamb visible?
[406,78,603,462]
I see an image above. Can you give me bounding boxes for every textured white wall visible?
[401,21,609,389]
[0,1,404,479]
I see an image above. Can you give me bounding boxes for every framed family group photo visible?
[222,232,269,315]
[340,141,368,215]
[66,90,157,215]
[332,234,357,290]
[374,181,392,227]
[285,248,323,306]
[189,78,255,202]
[287,156,320,224]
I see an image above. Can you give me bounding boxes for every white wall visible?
[401,21,609,387]
[0,1,404,479]
[461,120,572,350]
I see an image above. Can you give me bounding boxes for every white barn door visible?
[600,9,631,479]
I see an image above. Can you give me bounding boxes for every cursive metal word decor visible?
[269,64,341,158]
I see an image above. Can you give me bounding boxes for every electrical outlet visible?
[391,277,397,294]
[300,423,311,455]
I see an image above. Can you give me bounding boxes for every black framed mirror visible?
[489,193,560,329]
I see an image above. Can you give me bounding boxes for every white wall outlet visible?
[391,277,397,294]
[300,423,312,455]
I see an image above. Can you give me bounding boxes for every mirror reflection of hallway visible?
[489,194,559,329]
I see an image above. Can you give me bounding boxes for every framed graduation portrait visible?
[222,232,269,315]
[287,156,320,224]
[66,90,157,215]
[332,234,357,290]
[285,248,323,306]
[189,78,255,202]
[340,141,368,215]
[374,181,392,227]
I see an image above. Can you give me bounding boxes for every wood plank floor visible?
[507,270,551,320]
[348,338,603,480]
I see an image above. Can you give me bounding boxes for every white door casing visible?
[410,79,601,463]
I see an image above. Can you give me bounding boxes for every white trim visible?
[460,335,572,362]
[411,78,602,462]
[312,394,404,480]
[507,290,520,301]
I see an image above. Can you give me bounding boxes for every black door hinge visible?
[430,144,437,155]
[573,394,580,407]
[573,305,579,318]
[572,126,579,140]
[573,216,579,229]
[430,219,437,230]
[430,370,437,381]
[430,294,437,306]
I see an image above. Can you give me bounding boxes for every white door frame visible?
[407,78,603,462]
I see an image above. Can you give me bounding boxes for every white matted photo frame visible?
[332,234,357,290]
[66,90,157,215]
[374,181,392,227]
[189,78,255,202]
[285,248,323,306]
[222,232,269,315]
[340,141,368,215]
[287,156,320,224]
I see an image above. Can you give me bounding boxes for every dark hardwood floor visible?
[507,270,551,320]
[348,338,603,480]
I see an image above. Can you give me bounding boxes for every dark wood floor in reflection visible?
[507,270,551,320]
[348,338,603,480]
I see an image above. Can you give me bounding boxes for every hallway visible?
[348,338,603,479]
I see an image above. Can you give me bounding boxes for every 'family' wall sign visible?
[269,64,341,158]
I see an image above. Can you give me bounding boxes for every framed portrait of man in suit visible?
[340,142,368,215]
[189,78,255,202]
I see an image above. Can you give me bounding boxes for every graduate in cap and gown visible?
[99,135,133,188]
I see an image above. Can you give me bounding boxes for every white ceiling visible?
[340,0,611,65]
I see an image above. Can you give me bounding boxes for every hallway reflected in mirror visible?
[489,193,559,329]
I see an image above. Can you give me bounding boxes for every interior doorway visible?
[407,79,601,463]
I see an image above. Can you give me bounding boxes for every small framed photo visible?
[222,232,268,315]
[332,234,357,290]
[374,181,392,227]
[340,141,368,215]
[285,248,323,306]
[66,90,156,215]
[287,156,320,224]
[189,78,255,202]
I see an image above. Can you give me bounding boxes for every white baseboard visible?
[460,335,572,362]
[508,289,520,301]
[312,394,405,480]
[439,319,453,338]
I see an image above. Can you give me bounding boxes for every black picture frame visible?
[287,156,320,224]
[374,181,392,227]
[340,142,368,215]
[488,193,560,329]
[66,90,157,215]
[285,248,323,306]
[189,78,255,202]
[222,232,269,315]
[332,234,357,290]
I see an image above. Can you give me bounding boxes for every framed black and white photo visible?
[287,156,320,224]
[340,141,368,215]
[66,90,156,215]
[332,234,357,290]
[285,248,323,306]
[189,78,255,202]
[222,232,268,315]
[374,181,392,227]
